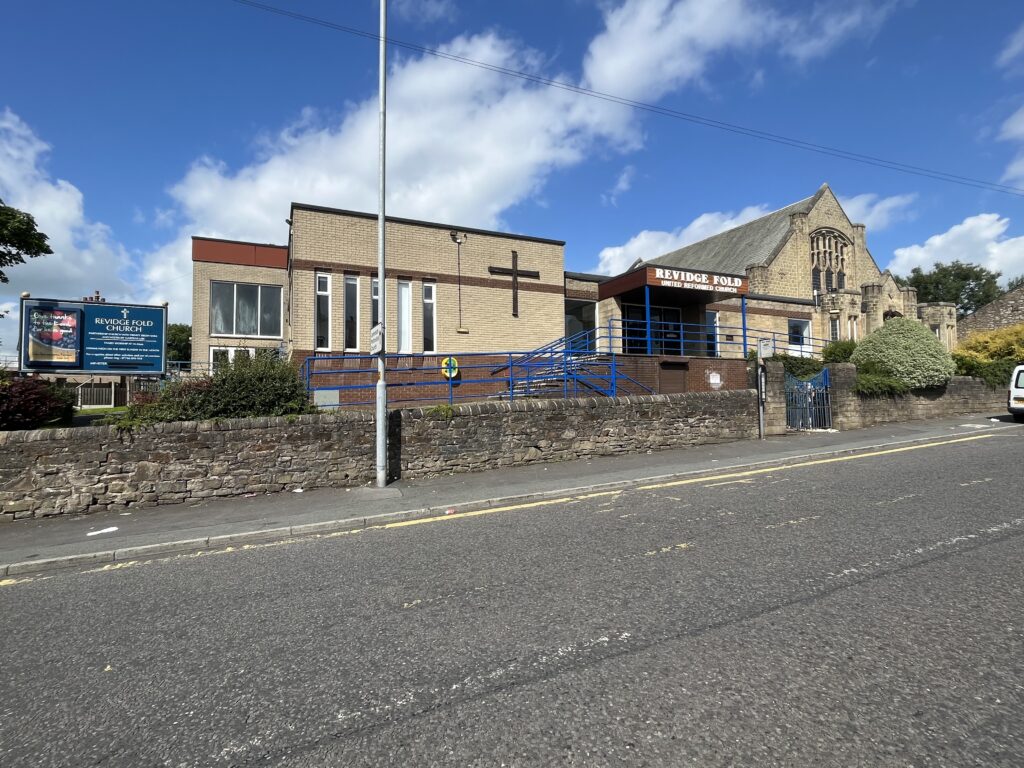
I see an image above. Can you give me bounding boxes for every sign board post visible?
[756,339,772,440]
[20,297,168,376]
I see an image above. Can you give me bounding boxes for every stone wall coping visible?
[0,388,757,443]
[399,389,756,419]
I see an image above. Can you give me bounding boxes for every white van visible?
[1010,364,1024,423]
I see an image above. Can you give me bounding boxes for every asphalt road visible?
[2,426,1023,767]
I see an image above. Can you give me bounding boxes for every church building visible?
[190,184,956,391]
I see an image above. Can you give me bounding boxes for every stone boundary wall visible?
[0,390,758,521]
[826,363,1006,430]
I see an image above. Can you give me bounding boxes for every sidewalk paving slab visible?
[1,412,1018,576]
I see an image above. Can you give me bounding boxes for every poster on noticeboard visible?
[24,306,82,368]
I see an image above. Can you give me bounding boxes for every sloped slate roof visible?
[645,186,825,275]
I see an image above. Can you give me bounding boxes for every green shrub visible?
[852,372,910,397]
[956,323,1024,364]
[112,354,312,427]
[766,354,823,379]
[952,353,1018,390]
[849,317,955,389]
[0,374,75,430]
[822,339,857,364]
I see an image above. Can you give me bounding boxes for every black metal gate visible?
[785,369,832,430]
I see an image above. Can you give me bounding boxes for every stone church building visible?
[190,184,955,384]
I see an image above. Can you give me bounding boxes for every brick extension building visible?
[190,185,956,386]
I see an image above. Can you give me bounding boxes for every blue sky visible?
[3,0,1024,345]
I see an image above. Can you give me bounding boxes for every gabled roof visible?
[643,185,829,275]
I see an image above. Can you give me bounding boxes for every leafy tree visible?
[896,261,1002,318]
[1008,274,1024,292]
[0,199,52,283]
[166,323,192,362]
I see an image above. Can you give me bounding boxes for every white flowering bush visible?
[849,317,955,389]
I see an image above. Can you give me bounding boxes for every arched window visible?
[810,229,851,293]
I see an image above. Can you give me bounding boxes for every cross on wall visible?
[488,250,540,317]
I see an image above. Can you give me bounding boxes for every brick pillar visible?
[826,363,858,430]
[763,361,787,436]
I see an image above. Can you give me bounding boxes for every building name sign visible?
[650,267,748,295]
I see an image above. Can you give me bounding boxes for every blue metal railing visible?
[303,349,654,408]
[600,318,829,358]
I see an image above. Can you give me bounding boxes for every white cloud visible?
[0,109,134,350]
[889,213,1024,285]
[594,204,769,275]
[838,192,916,231]
[602,165,636,206]
[996,21,1024,69]
[775,0,909,65]
[997,105,1024,184]
[392,0,456,24]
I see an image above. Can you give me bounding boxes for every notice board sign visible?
[20,298,167,375]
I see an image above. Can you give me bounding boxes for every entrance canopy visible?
[598,265,749,301]
[598,265,751,357]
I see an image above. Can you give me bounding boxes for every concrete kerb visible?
[1,424,1017,579]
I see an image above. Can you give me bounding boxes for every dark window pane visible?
[811,267,821,292]
[210,282,234,335]
[235,284,259,335]
[837,271,846,289]
[260,286,281,337]
[345,278,358,349]
[211,348,229,370]
[825,269,834,290]
[371,279,379,328]
[423,291,435,352]
[316,294,330,348]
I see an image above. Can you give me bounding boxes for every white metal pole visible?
[375,0,389,488]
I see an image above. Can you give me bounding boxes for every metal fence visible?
[784,370,833,430]
[302,351,655,408]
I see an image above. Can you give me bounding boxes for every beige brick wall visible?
[289,208,565,356]
[192,261,289,365]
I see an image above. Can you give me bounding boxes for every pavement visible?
[0,411,1018,575]
[1,411,1022,766]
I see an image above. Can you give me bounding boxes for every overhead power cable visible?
[228,0,1024,198]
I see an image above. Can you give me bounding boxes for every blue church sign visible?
[20,298,167,375]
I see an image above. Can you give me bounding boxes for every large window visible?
[344,276,359,350]
[315,273,331,350]
[210,281,282,338]
[810,229,849,295]
[397,280,411,353]
[422,282,437,353]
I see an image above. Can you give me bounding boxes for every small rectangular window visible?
[315,273,330,350]
[210,346,255,372]
[371,278,379,328]
[423,282,436,353]
[830,317,840,341]
[344,276,359,350]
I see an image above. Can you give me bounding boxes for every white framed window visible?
[397,280,412,353]
[847,315,859,341]
[422,281,437,354]
[315,273,331,351]
[210,281,282,338]
[210,346,254,372]
[829,316,840,341]
[371,278,380,328]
